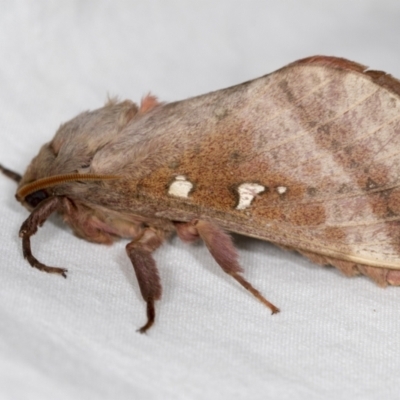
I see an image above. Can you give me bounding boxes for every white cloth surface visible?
[1,1,400,399]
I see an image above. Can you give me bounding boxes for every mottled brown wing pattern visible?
[120,57,400,284]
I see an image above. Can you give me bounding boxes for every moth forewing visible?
[3,55,400,332]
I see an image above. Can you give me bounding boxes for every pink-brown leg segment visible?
[126,228,165,333]
[175,220,280,314]
[19,196,67,277]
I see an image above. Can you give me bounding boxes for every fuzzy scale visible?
[10,56,400,329]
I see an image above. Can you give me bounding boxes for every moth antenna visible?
[0,164,22,183]
[17,173,121,200]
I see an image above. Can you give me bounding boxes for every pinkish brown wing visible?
[228,57,400,270]
[88,57,400,271]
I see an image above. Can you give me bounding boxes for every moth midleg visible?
[19,196,67,277]
[125,228,164,333]
[179,220,280,314]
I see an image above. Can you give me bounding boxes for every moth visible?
[2,55,400,332]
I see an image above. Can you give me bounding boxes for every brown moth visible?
[2,55,400,332]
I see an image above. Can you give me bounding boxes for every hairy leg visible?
[175,220,280,314]
[19,196,67,276]
[126,228,166,333]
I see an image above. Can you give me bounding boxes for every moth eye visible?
[25,189,49,208]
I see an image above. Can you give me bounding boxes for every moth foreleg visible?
[19,196,67,277]
[126,228,164,333]
[177,220,280,315]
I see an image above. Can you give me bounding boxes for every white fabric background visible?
[1,1,400,399]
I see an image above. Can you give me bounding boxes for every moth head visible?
[16,100,137,210]
[16,158,120,211]
[23,188,50,209]
[16,144,59,210]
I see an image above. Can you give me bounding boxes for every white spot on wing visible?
[168,175,193,198]
[236,183,265,210]
[276,186,287,194]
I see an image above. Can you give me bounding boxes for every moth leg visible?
[176,220,280,314]
[126,228,164,333]
[19,196,67,277]
[0,164,22,183]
